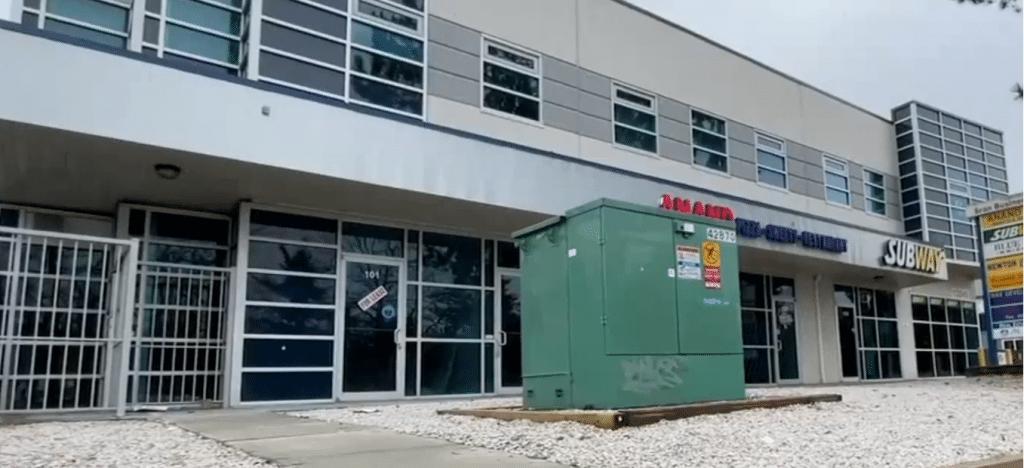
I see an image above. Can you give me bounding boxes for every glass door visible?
[771,277,799,382]
[340,257,404,400]
[835,286,860,380]
[495,272,522,393]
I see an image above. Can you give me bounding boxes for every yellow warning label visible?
[702,241,722,268]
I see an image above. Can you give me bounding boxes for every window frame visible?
[822,155,851,207]
[22,0,133,49]
[754,132,788,190]
[690,108,729,173]
[610,83,659,155]
[863,168,887,217]
[479,36,543,125]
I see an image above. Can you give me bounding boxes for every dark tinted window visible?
[342,222,404,257]
[250,209,337,244]
[422,232,481,285]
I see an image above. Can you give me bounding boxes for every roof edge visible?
[611,0,893,124]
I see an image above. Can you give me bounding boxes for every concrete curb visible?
[438,394,843,430]
[943,453,1023,468]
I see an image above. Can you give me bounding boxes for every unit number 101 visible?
[706,228,736,243]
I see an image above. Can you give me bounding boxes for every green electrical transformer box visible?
[511,198,745,410]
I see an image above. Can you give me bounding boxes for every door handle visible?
[499,331,507,346]
[394,328,401,347]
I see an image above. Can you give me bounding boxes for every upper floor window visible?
[864,169,887,216]
[823,156,850,206]
[481,39,541,122]
[138,0,244,74]
[349,0,426,116]
[611,85,658,154]
[21,0,131,49]
[755,133,787,189]
[692,110,728,172]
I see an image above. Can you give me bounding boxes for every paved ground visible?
[159,409,565,467]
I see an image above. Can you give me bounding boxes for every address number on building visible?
[706,228,736,244]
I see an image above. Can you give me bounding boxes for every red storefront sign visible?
[659,194,736,222]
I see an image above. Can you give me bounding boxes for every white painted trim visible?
[128,0,146,51]
[245,0,264,81]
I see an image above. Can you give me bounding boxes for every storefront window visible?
[342,222,404,257]
[836,285,901,380]
[422,232,482,285]
[740,273,797,383]
[239,206,522,402]
[912,295,979,377]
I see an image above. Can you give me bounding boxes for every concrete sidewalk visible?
[158,409,565,467]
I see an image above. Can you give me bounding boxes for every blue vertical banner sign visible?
[969,194,1023,362]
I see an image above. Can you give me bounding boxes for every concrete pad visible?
[294,443,565,468]
[160,411,345,441]
[228,428,451,465]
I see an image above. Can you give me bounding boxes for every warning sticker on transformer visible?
[676,245,702,280]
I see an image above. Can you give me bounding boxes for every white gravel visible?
[293,377,1024,468]
[0,420,276,468]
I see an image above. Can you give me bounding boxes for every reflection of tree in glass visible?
[421,287,479,338]
[422,234,481,285]
[501,277,521,330]
[346,264,398,330]
[253,246,333,304]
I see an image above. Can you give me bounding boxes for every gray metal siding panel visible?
[731,158,756,182]
[579,69,611,99]
[428,15,479,56]
[887,203,901,221]
[727,121,755,145]
[659,117,690,145]
[884,174,898,192]
[660,137,689,164]
[579,92,611,120]
[788,159,807,180]
[543,102,578,134]
[543,55,578,87]
[427,42,478,81]
[544,80,579,112]
[806,181,825,200]
[427,69,479,107]
[579,112,611,143]
[658,97,690,124]
[788,177,806,196]
[852,192,864,211]
[730,140,755,164]
[787,141,818,165]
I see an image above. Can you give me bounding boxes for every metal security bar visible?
[0,227,138,415]
[129,263,229,409]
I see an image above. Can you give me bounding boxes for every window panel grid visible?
[612,85,658,154]
[823,156,850,206]
[481,39,541,122]
[691,110,728,172]
[911,295,981,378]
[863,169,886,216]
[24,0,131,48]
[755,134,787,189]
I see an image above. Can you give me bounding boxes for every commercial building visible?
[0,0,1006,412]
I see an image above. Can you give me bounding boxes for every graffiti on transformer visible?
[620,356,685,395]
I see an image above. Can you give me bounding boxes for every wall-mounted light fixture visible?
[154,164,181,180]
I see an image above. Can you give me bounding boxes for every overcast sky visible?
[1,0,1019,192]
[631,0,1023,194]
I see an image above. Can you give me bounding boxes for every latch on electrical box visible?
[675,220,696,237]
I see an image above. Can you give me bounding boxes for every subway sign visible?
[881,239,945,274]
[659,194,735,221]
[735,218,848,253]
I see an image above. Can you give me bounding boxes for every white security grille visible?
[129,263,229,408]
[0,227,138,414]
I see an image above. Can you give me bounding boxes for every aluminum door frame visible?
[494,269,522,395]
[337,254,407,402]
